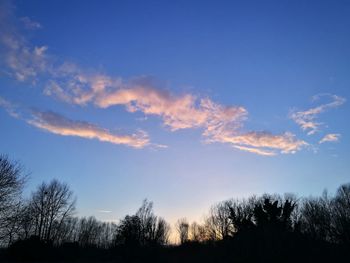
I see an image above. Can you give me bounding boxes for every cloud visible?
[95,85,247,132]
[0,96,21,118]
[97,210,112,213]
[27,110,150,148]
[213,131,307,155]
[45,73,124,105]
[151,143,168,149]
[45,75,236,133]
[0,4,309,156]
[0,96,163,149]
[20,17,42,30]
[319,133,341,144]
[0,3,48,82]
[0,31,49,82]
[291,94,346,135]
[45,78,308,155]
[233,145,276,156]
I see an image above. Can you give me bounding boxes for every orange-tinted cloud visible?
[28,110,150,148]
[319,133,340,144]
[44,78,308,155]
[210,131,307,155]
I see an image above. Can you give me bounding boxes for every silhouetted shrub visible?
[7,235,53,261]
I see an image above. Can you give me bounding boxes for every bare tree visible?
[176,218,189,244]
[205,201,233,240]
[0,155,26,245]
[300,191,333,242]
[28,179,76,243]
[114,200,170,247]
[135,199,170,245]
[189,222,207,242]
[77,216,101,247]
[332,184,350,244]
[57,216,79,243]
[98,221,117,248]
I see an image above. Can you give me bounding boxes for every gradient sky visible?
[0,0,349,229]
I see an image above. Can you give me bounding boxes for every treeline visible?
[178,188,350,245]
[0,155,169,248]
[1,154,350,262]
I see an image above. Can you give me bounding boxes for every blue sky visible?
[0,0,349,227]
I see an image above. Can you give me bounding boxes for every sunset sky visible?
[1,0,349,227]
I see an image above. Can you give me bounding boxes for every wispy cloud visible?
[27,110,150,148]
[212,131,307,155]
[20,17,42,30]
[319,133,341,144]
[0,2,49,82]
[97,210,112,213]
[0,96,20,118]
[290,94,346,135]
[0,96,152,149]
[232,145,276,156]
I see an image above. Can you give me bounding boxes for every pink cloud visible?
[319,133,341,144]
[28,110,150,148]
[210,131,307,155]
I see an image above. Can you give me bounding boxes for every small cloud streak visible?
[20,17,42,30]
[27,110,150,148]
[233,145,276,156]
[291,94,346,135]
[97,210,112,213]
[0,96,20,118]
[319,133,341,144]
[212,131,307,155]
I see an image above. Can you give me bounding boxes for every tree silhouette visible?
[228,197,256,234]
[301,191,333,242]
[253,197,296,231]
[28,179,76,243]
[332,184,350,244]
[115,215,142,247]
[176,218,189,244]
[0,155,26,245]
[114,200,170,247]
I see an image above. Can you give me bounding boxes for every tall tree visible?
[29,179,75,243]
[0,155,26,244]
[332,184,350,244]
[114,200,170,247]
[176,218,189,244]
[205,201,233,240]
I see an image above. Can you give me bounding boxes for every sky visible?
[0,0,349,230]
